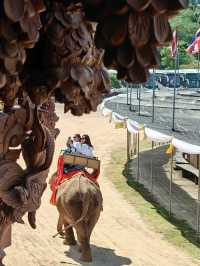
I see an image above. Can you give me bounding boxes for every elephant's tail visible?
[53,189,90,238]
[53,177,91,238]
[64,177,91,230]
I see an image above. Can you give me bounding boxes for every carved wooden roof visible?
[0,0,188,115]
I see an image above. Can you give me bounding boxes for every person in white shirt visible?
[80,134,94,157]
[72,134,82,152]
[65,134,94,157]
[65,137,75,152]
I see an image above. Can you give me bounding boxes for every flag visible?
[171,30,177,58]
[166,143,174,155]
[115,121,125,129]
[186,28,200,55]
[186,36,200,55]
[195,28,200,38]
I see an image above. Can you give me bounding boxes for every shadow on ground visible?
[61,244,132,266]
[123,146,200,249]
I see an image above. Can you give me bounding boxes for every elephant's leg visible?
[77,207,101,260]
[87,210,101,240]
[57,214,64,237]
[76,222,92,262]
[63,225,76,246]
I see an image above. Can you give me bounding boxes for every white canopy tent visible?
[172,138,200,155]
[145,127,172,143]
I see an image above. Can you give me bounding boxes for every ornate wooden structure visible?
[0,0,187,261]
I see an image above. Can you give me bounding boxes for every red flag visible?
[186,28,200,55]
[171,30,177,58]
[186,36,200,55]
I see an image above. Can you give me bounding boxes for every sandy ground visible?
[4,104,199,266]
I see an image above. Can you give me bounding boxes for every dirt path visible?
[4,105,199,266]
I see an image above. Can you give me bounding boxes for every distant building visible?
[190,0,200,5]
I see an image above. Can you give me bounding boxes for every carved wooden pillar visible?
[0,97,56,260]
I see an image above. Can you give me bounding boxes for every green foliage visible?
[110,73,121,88]
[160,6,200,69]
[160,47,173,69]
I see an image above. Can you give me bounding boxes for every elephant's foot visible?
[80,244,92,262]
[80,251,92,262]
[57,215,64,235]
[63,238,76,246]
[64,227,76,246]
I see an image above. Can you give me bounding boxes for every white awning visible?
[112,112,126,123]
[145,128,172,143]
[102,107,112,117]
[172,138,200,155]
[101,105,200,155]
[126,119,140,134]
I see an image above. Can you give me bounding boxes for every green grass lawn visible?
[105,146,200,262]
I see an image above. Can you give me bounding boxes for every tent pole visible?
[138,86,141,116]
[129,84,132,111]
[151,141,154,192]
[169,149,174,217]
[126,82,129,105]
[133,133,135,157]
[152,69,156,123]
[127,129,130,161]
[137,132,140,182]
[197,155,200,241]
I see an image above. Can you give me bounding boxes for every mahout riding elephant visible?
[55,174,103,262]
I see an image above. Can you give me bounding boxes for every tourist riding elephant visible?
[55,174,103,262]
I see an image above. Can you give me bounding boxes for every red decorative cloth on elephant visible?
[50,155,100,205]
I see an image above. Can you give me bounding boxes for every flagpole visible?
[186,28,200,88]
[198,52,200,89]
[169,148,174,217]
[172,48,178,132]
[152,69,156,123]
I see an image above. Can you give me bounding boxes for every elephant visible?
[55,174,103,262]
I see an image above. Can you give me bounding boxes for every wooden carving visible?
[38,98,60,138]
[0,96,56,259]
[0,100,55,207]
[0,0,187,261]
[88,0,188,83]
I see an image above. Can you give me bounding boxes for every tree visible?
[160,6,200,69]
[110,74,121,89]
